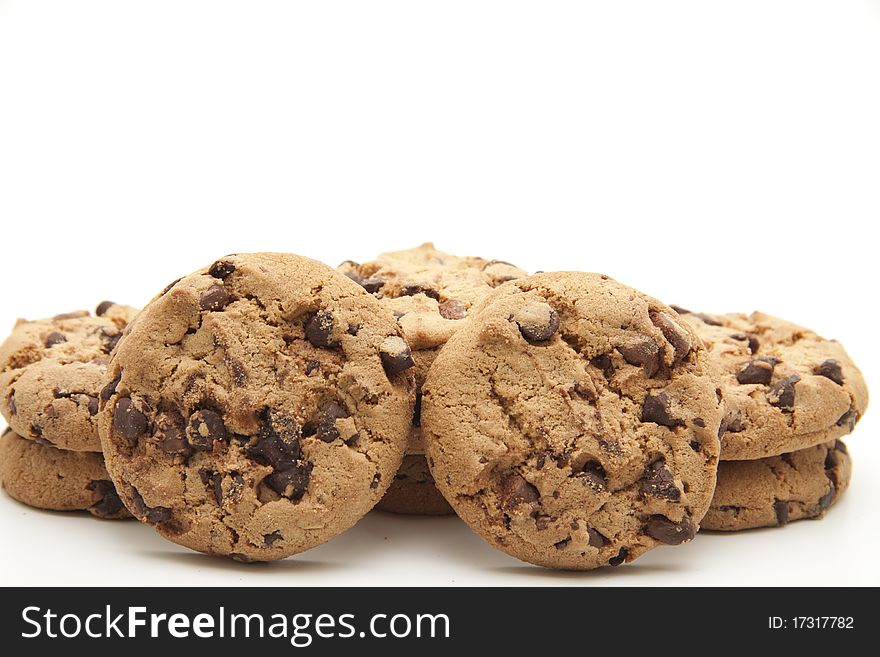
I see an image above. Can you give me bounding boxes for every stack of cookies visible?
[0,245,868,570]
[0,303,138,520]
[675,310,866,531]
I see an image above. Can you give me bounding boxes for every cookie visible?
[375,454,453,515]
[0,302,139,452]
[339,243,526,514]
[0,428,130,519]
[676,309,868,460]
[422,272,722,569]
[98,253,414,561]
[702,440,851,531]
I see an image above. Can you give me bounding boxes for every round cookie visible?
[0,428,130,519]
[422,272,722,570]
[98,253,414,561]
[376,454,453,516]
[702,440,851,531]
[0,302,139,452]
[339,244,526,514]
[675,309,868,460]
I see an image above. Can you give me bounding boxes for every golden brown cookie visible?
[0,428,130,519]
[99,253,414,561]
[423,272,722,569]
[676,309,868,460]
[0,303,139,452]
[339,244,526,515]
[702,440,851,531]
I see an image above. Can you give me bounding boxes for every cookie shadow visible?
[141,549,350,574]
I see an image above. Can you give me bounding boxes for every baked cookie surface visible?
[0,303,139,452]
[702,440,851,531]
[0,428,130,519]
[423,272,722,569]
[677,309,867,460]
[99,253,414,561]
[341,244,525,515]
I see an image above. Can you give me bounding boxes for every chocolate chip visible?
[199,285,233,311]
[370,473,381,489]
[817,484,836,511]
[379,335,414,376]
[693,417,706,428]
[591,354,614,377]
[513,303,560,344]
[263,531,283,546]
[814,359,844,385]
[719,411,745,437]
[155,413,189,454]
[641,392,684,428]
[113,397,148,443]
[315,402,350,443]
[824,450,839,470]
[644,515,696,545]
[695,313,722,326]
[575,460,606,492]
[95,301,115,316]
[101,331,123,354]
[618,339,661,377]
[267,461,313,499]
[587,528,609,548]
[44,332,67,348]
[343,271,385,294]
[305,359,320,375]
[735,357,778,385]
[535,514,551,530]
[209,259,236,279]
[87,480,125,517]
[130,487,172,524]
[439,299,467,320]
[747,336,760,354]
[401,285,440,300]
[650,310,693,363]
[774,500,789,526]
[101,375,121,402]
[639,459,681,501]
[199,469,225,504]
[305,310,338,348]
[498,473,539,510]
[186,409,228,451]
[836,407,858,431]
[87,396,99,416]
[412,392,422,427]
[247,410,312,500]
[553,537,571,550]
[767,375,800,411]
[608,548,628,566]
[689,440,701,452]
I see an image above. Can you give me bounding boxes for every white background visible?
[0,0,877,586]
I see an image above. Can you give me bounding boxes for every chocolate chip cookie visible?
[422,272,722,569]
[676,309,868,460]
[0,428,130,519]
[339,244,526,514]
[98,253,414,561]
[0,303,139,452]
[702,440,851,531]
